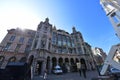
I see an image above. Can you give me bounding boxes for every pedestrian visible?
[43,69,47,80]
[76,62,81,76]
[81,63,87,78]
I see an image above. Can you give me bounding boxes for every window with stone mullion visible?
[57,34,62,46]
[52,32,57,45]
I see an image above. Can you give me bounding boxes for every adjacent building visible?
[0,18,96,76]
[0,28,35,69]
[92,47,107,66]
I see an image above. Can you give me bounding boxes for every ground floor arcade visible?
[28,50,95,76]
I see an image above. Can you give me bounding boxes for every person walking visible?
[43,69,47,80]
[81,63,87,78]
[77,62,81,76]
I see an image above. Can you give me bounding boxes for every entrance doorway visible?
[36,61,42,75]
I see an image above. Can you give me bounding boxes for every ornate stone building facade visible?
[92,47,107,66]
[0,18,95,76]
[0,28,35,69]
[28,18,95,75]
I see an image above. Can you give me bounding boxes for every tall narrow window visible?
[19,37,24,43]
[58,47,62,53]
[63,35,67,46]
[78,47,82,54]
[4,43,11,51]
[58,34,62,46]
[15,44,21,52]
[52,32,57,45]
[9,35,15,41]
[69,48,72,54]
[25,45,30,53]
[28,38,33,45]
[67,37,71,47]
[71,38,75,47]
[113,16,119,23]
[33,40,37,49]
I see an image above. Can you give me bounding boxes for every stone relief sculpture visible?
[41,35,47,48]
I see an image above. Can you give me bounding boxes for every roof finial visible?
[45,17,49,23]
[72,26,76,33]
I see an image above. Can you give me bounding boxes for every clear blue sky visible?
[0,0,119,54]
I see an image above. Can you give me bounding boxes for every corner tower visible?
[31,18,52,50]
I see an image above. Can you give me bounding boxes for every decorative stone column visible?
[41,60,46,75]
[33,59,38,76]
[49,59,52,73]
[56,58,58,65]
[36,36,41,49]
[45,39,49,50]
[31,66,33,79]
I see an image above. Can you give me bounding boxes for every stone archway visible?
[46,56,50,73]
[65,58,69,63]
[52,57,57,68]
[80,58,86,64]
[70,58,78,72]
[28,55,34,66]
[58,57,63,67]
[76,58,79,63]
[65,58,70,72]
[70,58,74,65]
[80,58,87,70]
[8,56,16,62]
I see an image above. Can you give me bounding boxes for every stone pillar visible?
[31,66,33,79]
[31,32,37,50]
[81,43,85,54]
[41,61,46,75]
[45,39,49,50]
[49,59,52,73]
[36,37,41,49]
[33,60,38,76]
[56,58,58,65]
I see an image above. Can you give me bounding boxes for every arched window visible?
[9,57,16,62]
[0,56,4,66]
[0,56,4,62]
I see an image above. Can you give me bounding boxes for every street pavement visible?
[33,70,99,80]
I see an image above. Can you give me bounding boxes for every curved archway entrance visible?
[70,58,77,72]
[65,58,69,63]
[36,61,42,75]
[80,58,86,64]
[58,57,63,67]
[80,58,87,70]
[8,57,16,62]
[28,55,34,66]
[46,56,50,73]
[65,58,70,72]
[76,58,79,63]
[70,58,74,65]
[52,57,57,68]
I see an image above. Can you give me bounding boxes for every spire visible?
[72,26,76,33]
[45,17,49,23]
[53,25,56,30]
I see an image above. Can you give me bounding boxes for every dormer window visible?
[9,35,16,41]
[19,37,24,43]
[44,26,48,31]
